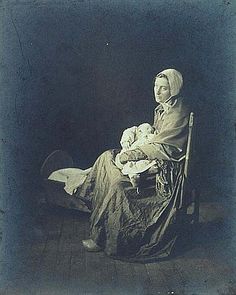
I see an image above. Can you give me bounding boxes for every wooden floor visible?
[1,194,236,295]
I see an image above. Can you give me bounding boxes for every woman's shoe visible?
[82,239,101,252]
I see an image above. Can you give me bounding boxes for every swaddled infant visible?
[130,123,155,148]
[115,123,156,188]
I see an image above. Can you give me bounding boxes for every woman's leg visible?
[81,150,130,251]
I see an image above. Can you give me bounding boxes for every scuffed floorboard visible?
[1,201,236,295]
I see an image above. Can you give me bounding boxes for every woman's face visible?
[154,77,171,103]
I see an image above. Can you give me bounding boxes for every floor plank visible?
[1,200,236,295]
[33,211,64,295]
[68,212,91,295]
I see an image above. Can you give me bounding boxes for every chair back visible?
[179,112,195,208]
[184,112,195,179]
[179,112,199,224]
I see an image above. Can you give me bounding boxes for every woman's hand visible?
[119,149,148,164]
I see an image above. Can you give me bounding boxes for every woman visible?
[42,69,190,262]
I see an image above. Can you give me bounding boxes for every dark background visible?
[0,0,235,271]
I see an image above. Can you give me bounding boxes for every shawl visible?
[139,97,189,160]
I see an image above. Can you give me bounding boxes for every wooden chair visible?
[180,112,200,224]
[135,112,199,227]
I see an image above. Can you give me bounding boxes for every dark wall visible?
[0,0,236,284]
[0,0,236,213]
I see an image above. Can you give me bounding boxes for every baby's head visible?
[137,123,154,139]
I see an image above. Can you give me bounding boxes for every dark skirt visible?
[74,149,185,262]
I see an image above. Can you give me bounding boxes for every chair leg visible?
[192,188,200,224]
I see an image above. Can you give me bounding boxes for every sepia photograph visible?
[0,0,236,294]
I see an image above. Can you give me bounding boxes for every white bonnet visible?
[156,69,183,97]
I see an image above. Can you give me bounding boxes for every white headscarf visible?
[156,68,183,98]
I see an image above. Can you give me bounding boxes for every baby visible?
[115,123,156,189]
[130,123,155,148]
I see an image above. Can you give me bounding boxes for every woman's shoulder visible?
[170,97,190,118]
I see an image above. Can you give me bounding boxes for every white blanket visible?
[48,167,92,195]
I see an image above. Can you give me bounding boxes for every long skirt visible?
[43,149,186,262]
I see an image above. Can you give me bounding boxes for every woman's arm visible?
[118,144,180,164]
[139,114,189,161]
[120,110,189,163]
[118,148,148,164]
